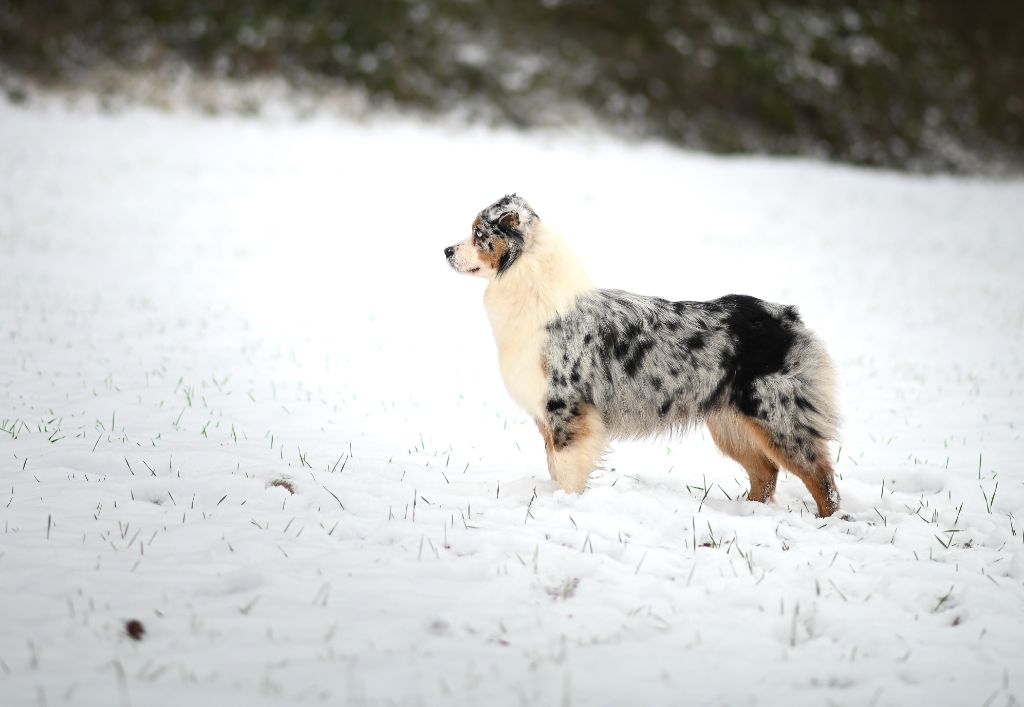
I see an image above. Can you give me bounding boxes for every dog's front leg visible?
[533,418,558,482]
[540,403,608,493]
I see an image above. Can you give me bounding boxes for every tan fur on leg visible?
[534,418,557,482]
[546,407,608,493]
[741,417,839,517]
[707,412,779,503]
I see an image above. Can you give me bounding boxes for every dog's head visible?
[444,194,539,279]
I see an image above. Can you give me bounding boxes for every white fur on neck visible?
[484,224,593,420]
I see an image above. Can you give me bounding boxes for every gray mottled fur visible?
[542,289,838,466]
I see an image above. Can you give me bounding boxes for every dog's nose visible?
[444,246,455,259]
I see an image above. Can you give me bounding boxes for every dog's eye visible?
[473,229,483,241]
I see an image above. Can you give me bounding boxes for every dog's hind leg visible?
[707,413,779,503]
[742,417,839,517]
[542,404,608,493]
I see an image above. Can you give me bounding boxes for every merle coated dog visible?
[444,195,840,517]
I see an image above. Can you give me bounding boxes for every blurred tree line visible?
[1,0,1021,171]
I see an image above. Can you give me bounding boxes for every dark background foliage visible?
[2,0,1021,171]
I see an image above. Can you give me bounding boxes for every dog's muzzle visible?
[444,246,455,259]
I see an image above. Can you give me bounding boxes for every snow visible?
[1,97,1023,707]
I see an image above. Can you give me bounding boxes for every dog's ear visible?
[498,210,520,233]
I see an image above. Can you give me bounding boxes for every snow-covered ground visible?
[1,96,1022,707]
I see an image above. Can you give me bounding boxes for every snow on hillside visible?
[1,97,1022,707]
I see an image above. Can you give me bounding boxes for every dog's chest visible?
[495,330,548,419]
[485,301,550,420]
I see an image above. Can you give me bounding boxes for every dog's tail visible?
[751,314,839,465]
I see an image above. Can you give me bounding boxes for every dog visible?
[444,195,840,517]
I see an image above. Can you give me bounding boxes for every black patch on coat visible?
[700,371,732,413]
[794,395,819,414]
[600,326,619,354]
[496,236,524,276]
[610,322,641,362]
[797,420,823,441]
[622,337,655,377]
[685,331,707,350]
[717,294,796,418]
[592,349,614,383]
[547,398,566,412]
